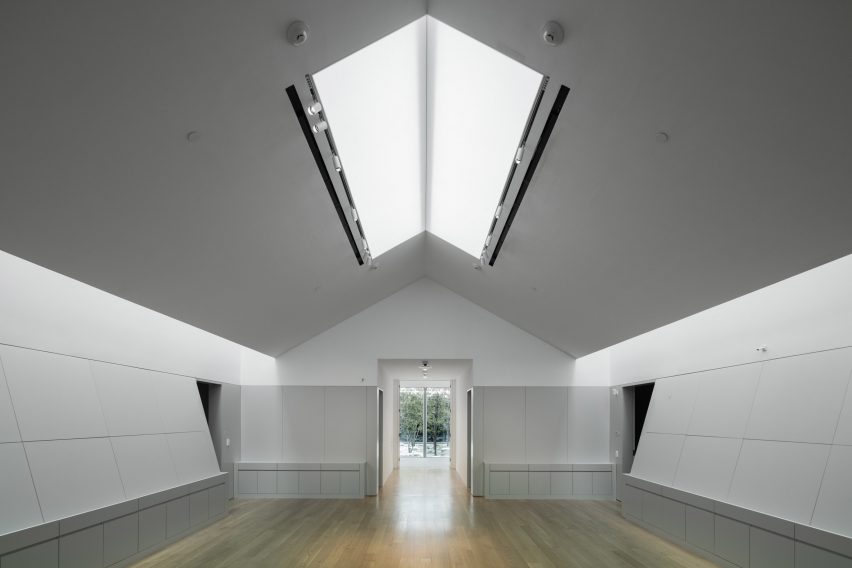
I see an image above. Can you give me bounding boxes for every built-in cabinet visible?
[236,463,365,499]
[484,464,614,500]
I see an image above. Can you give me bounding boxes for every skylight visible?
[425,19,543,258]
[311,16,544,259]
[312,19,425,258]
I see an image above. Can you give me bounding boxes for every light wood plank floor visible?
[131,466,717,567]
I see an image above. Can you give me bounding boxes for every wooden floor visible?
[131,466,717,568]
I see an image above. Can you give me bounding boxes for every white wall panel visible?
[566,387,610,462]
[110,434,179,499]
[152,374,207,434]
[812,445,852,535]
[241,386,283,461]
[745,349,852,444]
[90,362,164,436]
[1,346,107,441]
[165,432,220,484]
[642,376,699,435]
[833,377,852,446]
[483,387,525,463]
[524,388,567,463]
[673,436,742,500]
[0,443,43,534]
[629,433,685,485]
[282,387,324,461]
[324,387,366,462]
[25,438,125,522]
[727,440,830,523]
[688,364,762,438]
[0,361,20,444]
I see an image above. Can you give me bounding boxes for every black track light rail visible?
[286,84,364,265]
[488,84,569,266]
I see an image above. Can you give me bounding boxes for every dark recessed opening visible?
[633,382,655,455]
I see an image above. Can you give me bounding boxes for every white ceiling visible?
[1,0,851,358]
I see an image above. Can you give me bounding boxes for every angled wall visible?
[0,345,220,535]
[619,254,852,565]
[0,250,233,537]
[631,348,852,532]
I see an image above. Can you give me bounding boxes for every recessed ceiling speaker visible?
[541,21,564,46]
[287,21,309,46]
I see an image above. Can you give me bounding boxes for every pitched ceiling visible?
[1,0,851,358]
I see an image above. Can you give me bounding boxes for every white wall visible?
[574,348,611,386]
[378,368,395,485]
[241,386,367,464]
[481,386,610,465]
[274,278,582,387]
[0,250,248,385]
[454,364,473,483]
[610,254,852,386]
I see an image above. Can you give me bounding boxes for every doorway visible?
[399,386,451,462]
[466,388,472,489]
[378,388,384,488]
[613,381,655,500]
[196,380,223,465]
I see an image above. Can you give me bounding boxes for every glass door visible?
[399,387,425,458]
[400,386,450,459]
[426,388,450,457]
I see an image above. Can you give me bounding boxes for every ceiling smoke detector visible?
[287,21,309,46]
[541,21,564,46]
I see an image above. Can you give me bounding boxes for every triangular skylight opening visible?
[311,16,545,259]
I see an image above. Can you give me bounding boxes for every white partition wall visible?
[481,385,610,466]
[240,385,368,464]
[241,386,283,461]
[237,385,370,499]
